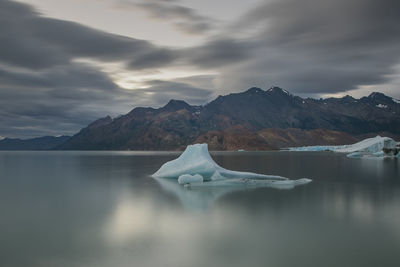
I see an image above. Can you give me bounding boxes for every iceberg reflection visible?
[154,176,311,210]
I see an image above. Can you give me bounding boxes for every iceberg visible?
[289,136,399,158]
[153,143,311,188]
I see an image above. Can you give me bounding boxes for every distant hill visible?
[0,136,70,150]
[57,87,400,150]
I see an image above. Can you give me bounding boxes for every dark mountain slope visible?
[58,87,400,150]
[201,87,400,134]
[57,101,201,150]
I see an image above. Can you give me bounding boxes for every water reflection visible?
[104,193,156,244]
[102,179,400,267]
[1,151,400,267]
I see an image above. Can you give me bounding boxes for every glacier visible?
[289,136,399,158]
[153,143,311,188]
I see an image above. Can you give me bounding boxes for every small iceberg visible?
[289,136,399,158]
[153,143,311,189]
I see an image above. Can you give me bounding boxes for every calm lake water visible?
[0,151,399,267]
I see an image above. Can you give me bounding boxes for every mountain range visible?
[55,87,400,151]
[0,136,70,150]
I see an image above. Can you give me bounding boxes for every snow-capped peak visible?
[369,92,379,98]
[267,86,290,95]
[246,87,263,93]
[392,97,400,104]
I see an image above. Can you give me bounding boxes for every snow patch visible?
[267,87,290,95]
[376,104,387,109]
[392,98,400,104]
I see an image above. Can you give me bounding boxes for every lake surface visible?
[0,151,399,267]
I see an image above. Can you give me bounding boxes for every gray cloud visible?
[142,79,214,105]
[0,63,133,138]
[0,0,183,138]
[214,0,400,95]
[173,75,217,91]
[128,49,178,69]
[118,0,217,34]
[0,0,178,70]
[184,38,255,68]
[1,0,400,138]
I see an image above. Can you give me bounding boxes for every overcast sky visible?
[1,0,400,138]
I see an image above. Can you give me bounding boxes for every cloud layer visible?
[1,0,400,137]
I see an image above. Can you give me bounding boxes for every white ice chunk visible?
[153,143,289,181]
[209,170,225,181]
[178,174,203,185]
[290,136,398,158]
[153,143,310,190]
[153,144,216,180]
[289,145,338,152]
[335,136,397,153]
